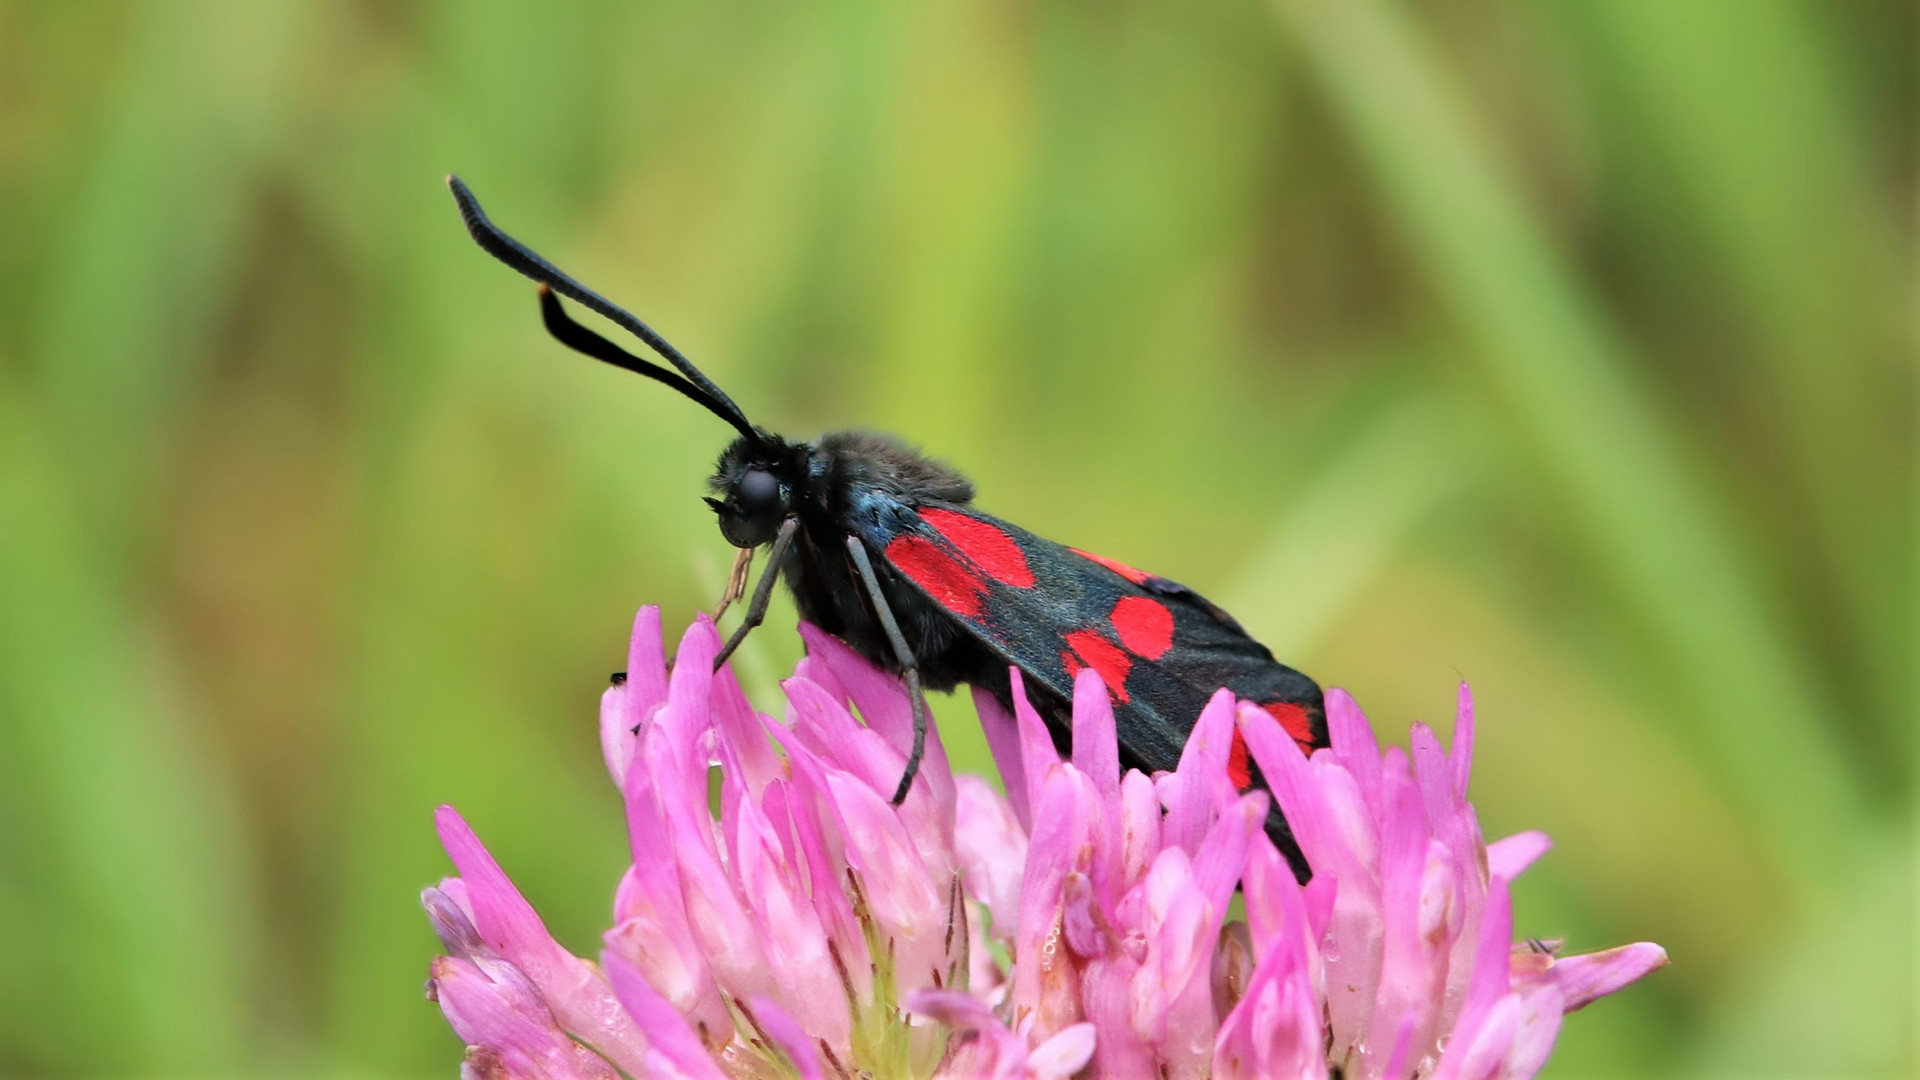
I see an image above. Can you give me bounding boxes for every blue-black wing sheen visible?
[864,501,1327,788]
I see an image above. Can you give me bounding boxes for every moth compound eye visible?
[738,468,780,510]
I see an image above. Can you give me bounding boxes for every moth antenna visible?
[445,175,756,437]
[535,286,759,443]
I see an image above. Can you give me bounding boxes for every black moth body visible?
[448,177,1328,881]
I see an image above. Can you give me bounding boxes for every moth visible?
[448,177,1327,879]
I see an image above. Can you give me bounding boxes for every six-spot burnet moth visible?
[446,176,1328,880]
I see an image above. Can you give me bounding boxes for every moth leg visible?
[713,545,754,621]
[844,534,929,806]
[714,516,798,670]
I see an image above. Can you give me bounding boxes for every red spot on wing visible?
[885,535,987,617]
[1071,547,1151,585]
[1261,701,1318,756]
[1110,595,1174,659]
[921,508,1035,588]
[1063,629,1132,703]
[1228,729,1253,790]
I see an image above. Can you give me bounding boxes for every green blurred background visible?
[0,0,1910,1076]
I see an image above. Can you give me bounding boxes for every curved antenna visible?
[445,175,755,435]
[536,286,759,443]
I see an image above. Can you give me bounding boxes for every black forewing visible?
[866,501,1324,776]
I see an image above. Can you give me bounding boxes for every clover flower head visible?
[423,607,1664,1078]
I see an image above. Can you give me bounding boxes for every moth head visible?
[706,434,800,548]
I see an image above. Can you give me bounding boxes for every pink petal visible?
[602,908,723,1033]
[422,884,483,957]
[1439,807,1492,1029]
[1084,778,1126,924]
[1377,1013,1418,1080]
[1410,721,1480,938]
[821,769,948,984]
[602,606,668,786]
[655,763,777,1002]
[730,794,850,1045]
[784,677,912,806]
[636,722,708,868]
[1062,871,1108,958]
[618,729,717,1025]
[1191,791,1265,919]
[798,623,913,753]
[910,990,1025,1079]
[1320,751,1382,875]
[1239,835,1293,957]
[1163,690,1237,855]
[601,952,728,1080]
[800,623,956,822]
[1502,984,1566,1079]
[632,713,696,830]
[784,672,958,889]
[1079,951,1154,1078]
[1310,767,1388,1057]
[756,733,872,994]
[1365,777,1446,1073]
[1236,702,1325,872]
[1071,667,1120,802]
[601,686,640,793]
[1326,689,1384,818]
[1526,942,1669,1012]
[1212,952,1321,1080]
[972,683,1031,830]
[1240,702,1384,1055]
[624,607,671,710]
[966,902,1006,995]
[429,954,620,1080]
[954,774,1028,941]
[434,806,651,1075]
[1486,831,1552,880]
[1435,982,1566,1080]
[665,617,719,736]
[1432,877,1517,1080]
[748,994,827,1080]
[1118,769,1162,892]
[1012,766,1091,1034]
[1466,876,1517,1009]
[1451,682,1475,800]
[650,626,724,857]
[1010,670,1062,827]
[1131,851,1217,1078]
[1217,846,1328,1080]
[1026,1022,1097,1078]
[710,657,782,796]
[1435,992,1520,1080]
[1303,872,1337,942]
[905,986,1000,1030]
[1409,722,1455,823]
[611,865,644,925]
[791,652,852,720]
[434,875,474,921]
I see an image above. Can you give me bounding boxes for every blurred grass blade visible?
[1271,0,1870,883]
[1562,0,1910,777]
[0,402,256,1069]
[1685,831,1915,1075]
[1227,396,1473,658]
[34,1,312,546]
